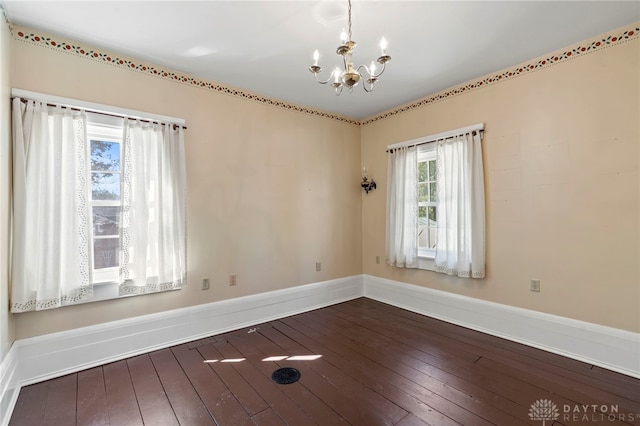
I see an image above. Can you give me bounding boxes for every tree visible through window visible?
[89,124,122,281]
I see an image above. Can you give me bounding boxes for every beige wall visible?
[11,30,362,339]
[362,34,640,332]
[0,13,14,359]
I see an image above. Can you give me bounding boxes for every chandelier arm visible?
[368,62,387,79]
[356,64,372,77]
[363,82,374,93]
[313,71,336,85]
[354,61,387,79]
[372,61,387,78]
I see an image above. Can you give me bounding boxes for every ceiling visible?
[3,1,639,120]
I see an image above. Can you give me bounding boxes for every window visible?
[417,145,437,259]
[88,122,122,284]
[385,125,485,278]
[10,90,187,312]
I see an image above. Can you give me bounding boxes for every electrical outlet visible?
[530,279,540,292]
[229,274,237,286]
[316,262,322,272]
[201,278,210,290]
[376,256,380,264]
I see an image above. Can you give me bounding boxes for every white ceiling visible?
[3,1,639,119]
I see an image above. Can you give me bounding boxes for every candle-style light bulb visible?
[340,28,348,44]
[313,49,319,66]
[334,67,341,83]
[380,37,388,55]
[370,61,376,76]
[361,166,368,178]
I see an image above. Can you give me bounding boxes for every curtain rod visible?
[386,123,484,153]
[11,88,187,130]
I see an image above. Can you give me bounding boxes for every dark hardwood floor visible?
[9,298,640,425]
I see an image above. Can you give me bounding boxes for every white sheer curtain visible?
[434,132,485,278]
[119,119,186,295]
[11,98,92,312]
[385,146,418,268]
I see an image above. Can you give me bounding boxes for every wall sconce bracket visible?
[361,177,376,194]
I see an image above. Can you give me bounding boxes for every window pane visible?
[429,182,437,202]
[93,206,120,236]
[428,227,437,249]
[418,161,428,182]
[428,160,436,181]
[92,173,120,200]
[428,206,437,224]
[93,238,119,269]
[418,183,429,202]
[91,140,120,171]
[418,207,428,248]
[418,225,428,248]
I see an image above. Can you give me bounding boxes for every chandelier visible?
[308,0,391,95]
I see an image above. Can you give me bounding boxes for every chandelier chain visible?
[347,0,352,41]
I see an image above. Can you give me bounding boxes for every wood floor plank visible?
[234,327,397,426]
[316,310,576,419]
[276,315,529,426]
[285,310,534,424]
[209,339,320,425]
[103,360,144,426]
[479,352,640,414]
[8,382,49,426]
[395,413,433,426]
[270,321,463,426]
[42,374,78,426]
[149,348,214,425]
[196,342,270,416]
[227,329,349,425]
[127,354,179,426]
[349,299,594,375]
[40,374,77,426]
[320,302,639,422]
[251,408,286,425]
[171,343,256,426]
[77,366,109,425]
[476,357,636,425]
[366,305,638,401]
[257,323,413,425]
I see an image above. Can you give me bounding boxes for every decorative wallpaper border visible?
[11,26,360,126]
[0,4,9,26]
[361,24,639,125]
[10,22,639,127]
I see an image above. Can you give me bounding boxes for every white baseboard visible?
[364,274,640,378]
[15,275,364,387]
[0,344,20,426]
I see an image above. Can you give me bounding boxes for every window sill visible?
[417,256,436,271]
[67,280,182,307]
[68,281,131,306]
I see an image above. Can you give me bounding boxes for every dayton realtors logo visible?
[529,399,638,424]
[529,399,559,425]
